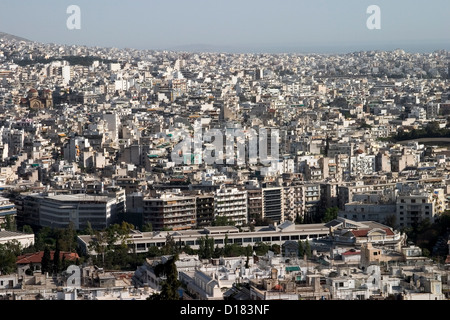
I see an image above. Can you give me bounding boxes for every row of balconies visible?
[215,207,247,213]
[216,201,247,206]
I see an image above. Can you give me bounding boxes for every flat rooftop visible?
[45,194,111,202]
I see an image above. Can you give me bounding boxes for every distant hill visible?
[0,31,31,43]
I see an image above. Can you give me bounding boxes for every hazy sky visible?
[1,0,449,53]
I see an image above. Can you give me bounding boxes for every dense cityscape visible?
[0,31,449,302]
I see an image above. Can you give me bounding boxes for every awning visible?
[285,266,300,272]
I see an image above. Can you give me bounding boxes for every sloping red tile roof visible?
[351,229,369,237]
[351,228,394,238]
[342,250,361,256]
[16,251,79,264]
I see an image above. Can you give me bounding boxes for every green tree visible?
[304,240,312,258]
[84,221,94,235]
[425,121,441,136]
[245,245,252,268]
[35,227,55,251]
[60,222,77,252]
[213,245,223,258]
[198,235,214,259]
[4,215,16,231]
[22,225,34,234]
[213,215,235,226]
[147,245,161,258]
[147,255,181,300]
[383,215,397,228]
[254,242,271,256]
[41,246,52,274]
[161,234,178,256]
[142,222,153,232]
[271,244,281,255]
[88,229,108,267]
[322,207,339,223]
[438,211,450,233]
[0,242,19,274]
[298,240,304,258]
[53,240,62,274]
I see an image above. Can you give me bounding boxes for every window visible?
[411,199,416,203]
[373,252,378,256]
[262,237,271,242]
[401,199,405,203]
[422,199,426,203]
[271,236,280,241]
[400,206,404,209]
[282,236,290,241]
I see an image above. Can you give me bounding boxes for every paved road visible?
[397,138,450,144]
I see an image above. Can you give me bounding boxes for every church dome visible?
[28,88,39,99]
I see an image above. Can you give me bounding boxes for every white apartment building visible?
[349,154,376,176]
[214,186,248,226]
[396,189,445,228]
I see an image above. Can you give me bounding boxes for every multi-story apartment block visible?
[349,154,376,176]
[214,186,248,226]
[283,183,302,222]
[0,196,17,227]
[340,201,396,224]
[261,187,284,224]
[196,194,214,228]
[143,193,196,231]
[396,189,445,228]
[247,188,263,223]
[302,183,321,223]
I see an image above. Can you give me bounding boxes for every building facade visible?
[143,193,196,231]
[214,186,248,226]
